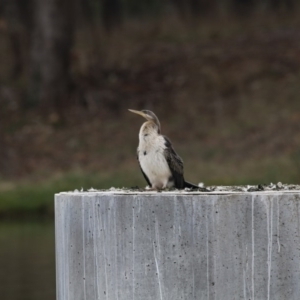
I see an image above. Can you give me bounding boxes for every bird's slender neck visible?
[139,121,160,143]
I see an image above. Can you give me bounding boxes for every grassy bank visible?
[0,171,142,218]
[1,154,299,218]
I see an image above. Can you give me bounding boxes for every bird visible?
[128,109,198,190]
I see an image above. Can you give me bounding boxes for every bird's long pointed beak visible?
[128,109,149,120]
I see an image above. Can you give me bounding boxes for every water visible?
[0,220,56,300]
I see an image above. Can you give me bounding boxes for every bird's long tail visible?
[184,181,199,189]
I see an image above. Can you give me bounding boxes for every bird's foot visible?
[145,186,163,192]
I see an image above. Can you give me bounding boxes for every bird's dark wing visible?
[163,136,185,189]
[137,150,152,187]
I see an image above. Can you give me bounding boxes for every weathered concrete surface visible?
[55,191,300,300]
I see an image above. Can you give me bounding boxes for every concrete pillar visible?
[55,191,300,300]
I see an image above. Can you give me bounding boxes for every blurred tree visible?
[124,0,163,17]
[232,0,256,15]
[189,0,216,16]
[29,0,74,114]
[77,0,124,30]
[171,0,216,18]
[170,0,192,18]
[2,0,32,79]
[102,0,123,31]
[78,0,94,22]
[270,0,295,11]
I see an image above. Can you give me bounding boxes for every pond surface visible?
[0,220,56,300]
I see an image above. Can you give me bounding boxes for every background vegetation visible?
[1,0,300,217]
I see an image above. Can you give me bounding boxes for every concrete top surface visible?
[56,184,300,196]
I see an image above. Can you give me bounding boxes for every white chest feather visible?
[138,135,172,189]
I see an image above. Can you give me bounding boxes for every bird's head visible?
[128,109,161,133]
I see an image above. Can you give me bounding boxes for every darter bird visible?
[129,109,198,190]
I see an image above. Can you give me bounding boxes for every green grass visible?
[1,154,299,219]
[0,171,145,218]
